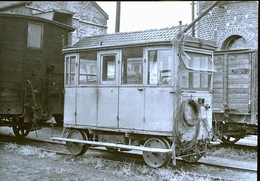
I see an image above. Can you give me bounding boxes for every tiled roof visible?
[72,26,185,49]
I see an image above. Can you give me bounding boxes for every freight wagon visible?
[0,13,74,137]
[212,49,258,143]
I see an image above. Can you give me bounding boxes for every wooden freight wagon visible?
[0,13,74,137]
[212,49,258,143]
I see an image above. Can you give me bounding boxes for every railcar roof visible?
[69,26,184,50]
[0,12,74,31]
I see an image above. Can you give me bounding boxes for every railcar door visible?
[64,54,78,125]
[118,47,145,129]
[97,50,120,128]
[144,48,174,132]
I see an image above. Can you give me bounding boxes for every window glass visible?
[158,49,172,85]
[27,22,43,49]
[79,52,97,85]
[148,50,158,85]
[181,51,216,71]
[65,55,76,85]
[70,57,76,85]
[121,47,143,85]
[102,55,116,82]
[180,51,214,90]
[148,49,172,85]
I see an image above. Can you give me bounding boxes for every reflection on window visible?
[102,55,116,83]
[65,56,76,85]
[121,47,143,85]
[180,51,214,90]
[27,22,43,49]
[148,49,172,85]
[79,52,97,85]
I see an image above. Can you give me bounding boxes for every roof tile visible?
[73,26,183,49]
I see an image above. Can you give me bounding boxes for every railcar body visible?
[0,13,74,137]
[52,26,217,168]
[212,49,258,143]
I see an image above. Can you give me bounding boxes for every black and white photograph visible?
[0,1,257,181]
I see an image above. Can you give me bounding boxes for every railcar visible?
[212,49,258,143]
[51,25,217,168]
[0,13,74,137]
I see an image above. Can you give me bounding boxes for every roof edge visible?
[91,1,109,20]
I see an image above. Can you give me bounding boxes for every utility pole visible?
[115,1,121,33]
[191,1,196,37]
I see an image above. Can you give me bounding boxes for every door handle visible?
[137,88,143,91]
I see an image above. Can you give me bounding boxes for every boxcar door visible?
[97,50,120,128]
[213,50,252,115]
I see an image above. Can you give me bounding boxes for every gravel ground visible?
[0,127,257,181]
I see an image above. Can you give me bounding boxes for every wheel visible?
[221,135,240,144]
[12,125,30,138]
[142,137,171,168]
[66,129,88,155]
[181,152,202,163]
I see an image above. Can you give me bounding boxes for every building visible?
[0,1,109,45]
[196,1,258,50]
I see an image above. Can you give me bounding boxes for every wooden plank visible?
[212,89,223,93]
[227,84,250,89]
[213,84,224,89]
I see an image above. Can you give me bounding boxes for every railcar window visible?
[27,22,43,49]
[79,52,97,85]
[148,49,172,85]
[65,56,76,85]
[101,55,116,83]
[181,51,215,90]
[121,47,143,85]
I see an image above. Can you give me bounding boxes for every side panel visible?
[76,88,97,126]
[118,87,144,129]
[64,88,76,125]
[213,50,256,124]
[144,87,174,132]
[0,17,26,115]
[97,87,118,128]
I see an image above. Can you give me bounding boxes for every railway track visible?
[0,133,257,175]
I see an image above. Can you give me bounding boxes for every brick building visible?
[196,1,258,50]
[0,1,108,45]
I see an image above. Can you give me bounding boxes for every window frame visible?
[27,21,43,50]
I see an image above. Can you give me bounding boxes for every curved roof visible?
[70,26,183,50]
[0,12,74,31]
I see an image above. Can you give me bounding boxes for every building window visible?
[27,21,43,49]
[223,35,249,50]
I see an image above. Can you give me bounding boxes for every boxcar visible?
[212,49,258,143]
[52,26,217,168]
[0,13,74,137]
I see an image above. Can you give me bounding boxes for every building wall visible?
[197,1,258,50]
[0,1,108,45]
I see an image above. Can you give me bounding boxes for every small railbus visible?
[52,26,217,168]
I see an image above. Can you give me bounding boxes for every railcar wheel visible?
[221,135,240,144]
[12,125,30,138]
[66,129,88,155]
[142,137,171,168]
